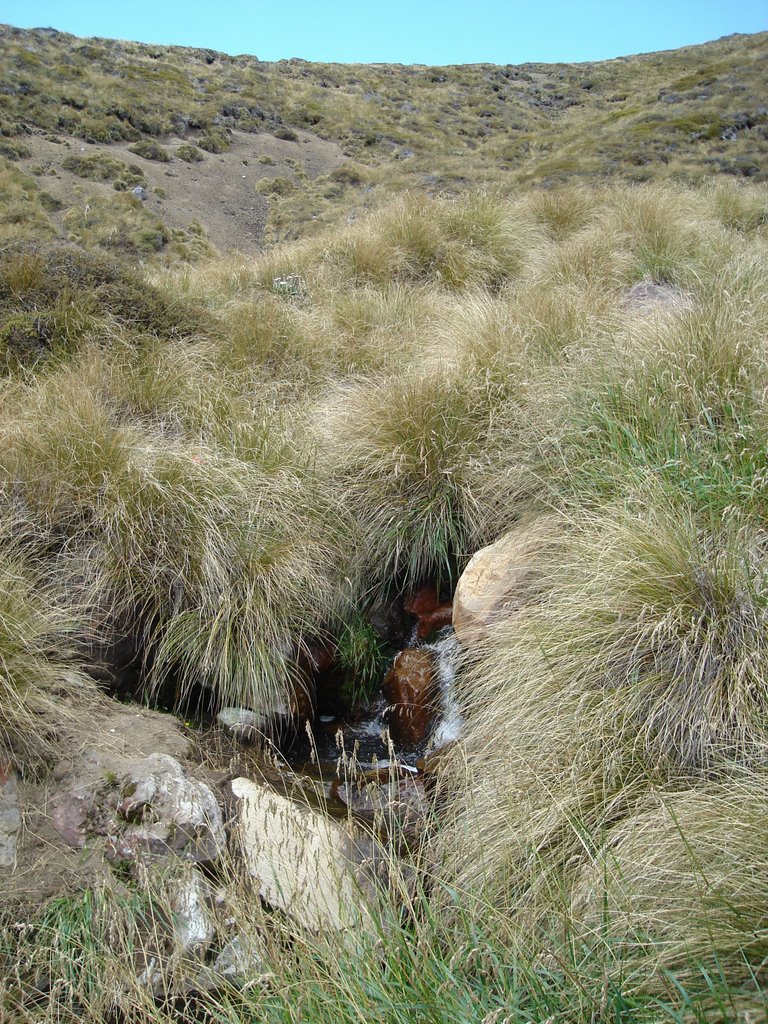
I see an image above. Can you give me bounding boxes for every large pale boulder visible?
[453,520,554,646]
[231,778,386,933]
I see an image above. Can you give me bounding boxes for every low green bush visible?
[127,139,171,162]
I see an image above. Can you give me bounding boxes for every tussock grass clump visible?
[0,159,57,241]
[0,367,352,714]
[0,513,98,769]
[326,192,541,290]
[0,240,206,366]
[316,367,499,589]
[62,151,146,187]
[440,496,768,986]
[571,773,768,984]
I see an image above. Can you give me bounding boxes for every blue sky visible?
[1,0,765,64]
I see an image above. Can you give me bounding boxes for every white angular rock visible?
[213,933,271,988]
[168,868,215,956]
[231,778,385,933]
[0,769,20,869]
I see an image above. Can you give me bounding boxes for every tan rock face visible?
[231,778,385,933]
[382,648,438,746]
[453,520,554,646]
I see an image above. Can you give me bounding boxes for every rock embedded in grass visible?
[167,867,216,956]
[0,762,20,869]
[231,777,387,933]
[453,520,554,646]
[217,706,270,743]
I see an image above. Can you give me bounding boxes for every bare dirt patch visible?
[18,127,347,254]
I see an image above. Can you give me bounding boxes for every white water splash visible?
[425,628,463,749]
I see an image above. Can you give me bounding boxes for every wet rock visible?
[625,279,690,312]
[405,584,439,619]
[334,773,429,832]
[453,520,554,646]
[418,603,453,638]
[382,648,438,746]
[0,762,20,869]
[405,585,453,639]
[368,593,408,645]
[217,707,268,743]
[231,778,386,933]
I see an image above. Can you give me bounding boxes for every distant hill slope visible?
[0,24,766,251]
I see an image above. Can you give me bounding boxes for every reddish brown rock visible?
[405,586,453,639]
[405,585,440,619]
[382,648,438,746]
[416,602,453,638]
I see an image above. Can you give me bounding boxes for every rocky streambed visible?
[1,536,514,999]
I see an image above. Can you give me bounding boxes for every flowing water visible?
[281,625,461,777]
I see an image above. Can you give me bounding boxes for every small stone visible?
[50,789,91,848]
[217,707,268,743]
[213,933,271,987]
[131,185,148,200]
[168,869,215,956]
[0,767,21,869]
[625,279,689,312]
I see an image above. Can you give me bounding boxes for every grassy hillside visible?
[0,24,766,248]
[2,178,768,1021]
[1,21,768,1024]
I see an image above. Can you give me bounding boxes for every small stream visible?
[280,625,461,777]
